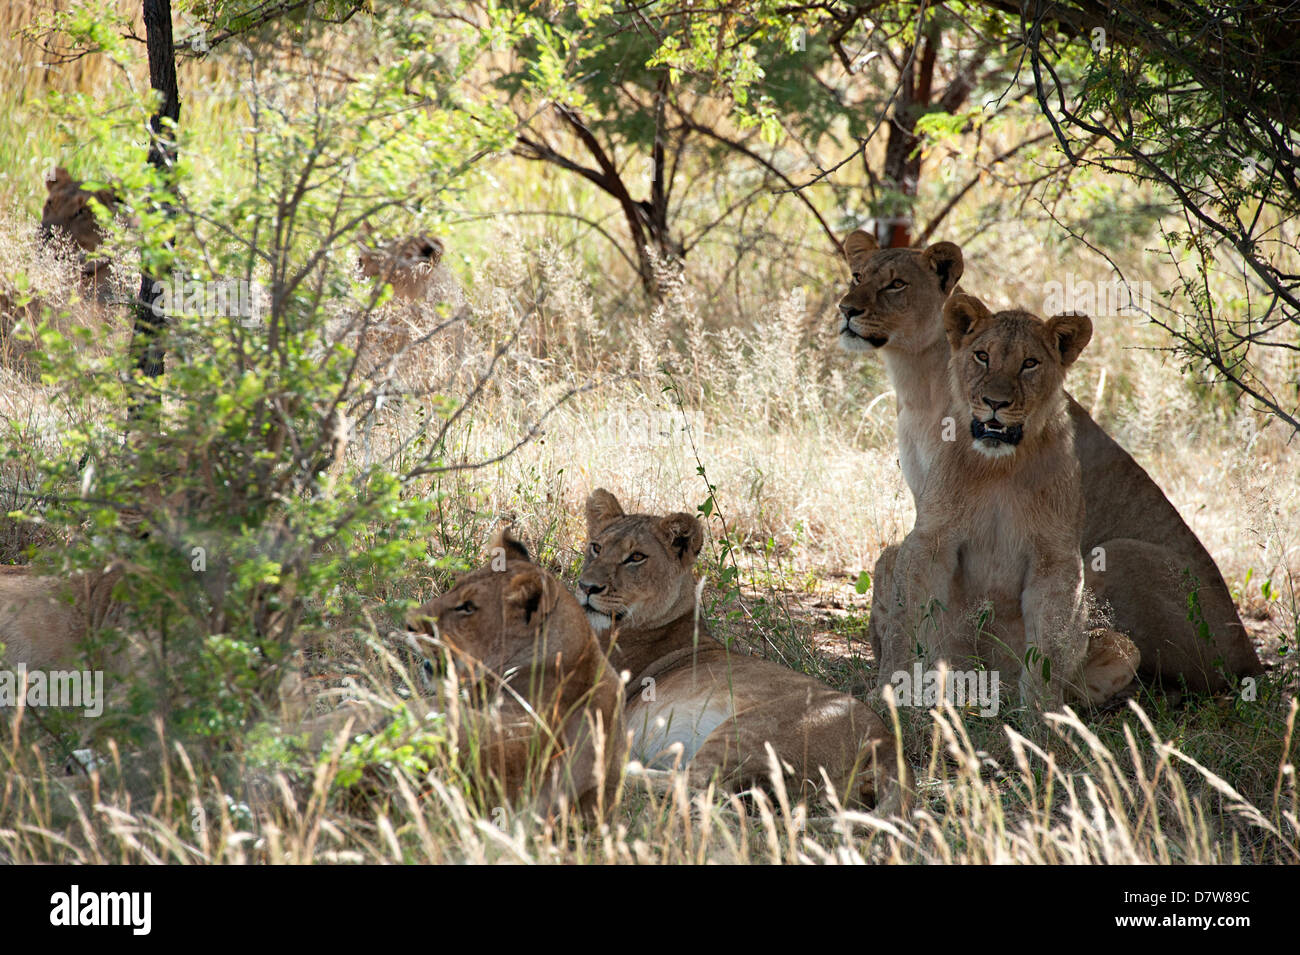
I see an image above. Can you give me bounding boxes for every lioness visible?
[578,489,909,813]
[358,232,447,300]
[41,167,119,254]
[405,527,625,815]
[837,231,965,494]
[0,566,121,670]
[838,230,1262,692]
[3,169,122,366]
[40,167,120,297]
[345,227,476,394]
[874,296,1140,710]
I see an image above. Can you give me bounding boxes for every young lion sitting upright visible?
[872,295,1140,711]
[839,230,1261,693]
[577,489,910,814]
[405,527,625,815]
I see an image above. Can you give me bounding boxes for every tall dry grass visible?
[0,4,1297,865]
[3,691,1295,864]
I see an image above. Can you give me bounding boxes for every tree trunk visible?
[880,24,938,248]
[130,0,180,424]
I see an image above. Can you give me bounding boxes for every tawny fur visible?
[3,168,123,367]
[871,296,1140,711]
[346,228,477,391]
[579,489,911,814]
[838,231,1262,692]
[402,528,625,815]
[0,565,122,669]
[40,167,120,296]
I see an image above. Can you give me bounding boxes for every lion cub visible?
[405,528,625,815]
[873,295,1140,711]
[578,489,910,814]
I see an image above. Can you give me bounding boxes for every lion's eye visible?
[974,351,989,365]
[454,600,477,614]
[589,542,601,556]
[624,552,646,564]
[885,279,907,291]
[850,273,861,286]
[1021,358,1039,370]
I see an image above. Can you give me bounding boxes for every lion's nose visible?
[580,581,606,596]
[838,304,863,320]
[983,397,1010,413]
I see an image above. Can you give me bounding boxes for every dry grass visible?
[1,5,1297,865]
[3,690,1295,864]
[3,177,1298,864]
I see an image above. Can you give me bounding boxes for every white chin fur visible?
[585,609,613,631]
[838,329,876,353]
[973,440,1017,459]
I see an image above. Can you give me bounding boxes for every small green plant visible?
[335,705,449,790]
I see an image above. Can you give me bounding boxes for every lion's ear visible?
[421,236,445,264]
[1046,312,1093,367]
[657,512,704,564]
[585,488,625,536]
[923,241,964,295]
[489,523,530,563]
[943,294,994,351]
[504,567,559,626]
[843,229,879,269]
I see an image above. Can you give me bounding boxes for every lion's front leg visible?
[866,543,901,683]
[889,531,960,679]
[1019,552,1089,712]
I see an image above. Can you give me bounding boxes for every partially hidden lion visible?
[838,230,1262,693]
[40,167,120,296]
[0,565,122,670]
[3,169,123,367]
[345,227,477,392]
[404,527,625,815]
[578,489,910,814]
[872,295,1140,711]
[356,228,461,304]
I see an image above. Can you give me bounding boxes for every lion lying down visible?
[404,528,625,815]
[577,489,911,814]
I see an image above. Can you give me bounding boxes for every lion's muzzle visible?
[837,306,889,348]
[970,417,1023,446]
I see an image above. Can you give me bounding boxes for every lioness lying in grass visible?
[577,489,910,814]
[405,527,625,815]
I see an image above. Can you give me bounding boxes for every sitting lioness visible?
[356,227,462,305]
[838,230,1262,692]
[40,167,121,299]
[873,295,1140,710]
[405,528,625,815]
[578,489,909,813]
